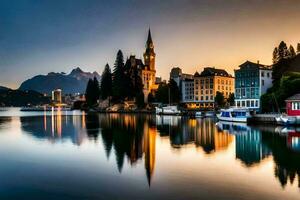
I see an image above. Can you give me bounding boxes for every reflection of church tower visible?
[144,123,156,186]
[142,29,157,103]
[144,29,156,71]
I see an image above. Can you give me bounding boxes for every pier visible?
[247,114,281,125]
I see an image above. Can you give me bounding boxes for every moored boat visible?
[217,107,251,122]
[195,111,203,118]
[21,106,71,112]
[155,106,181,115]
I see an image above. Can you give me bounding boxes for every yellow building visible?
[193,67,234,109]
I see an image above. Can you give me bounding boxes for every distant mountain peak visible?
[70,67,84,74]
[19,67,100,94]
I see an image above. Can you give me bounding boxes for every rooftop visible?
[238,60,271,70]
[195,67,232,77]
[286,93,300,101]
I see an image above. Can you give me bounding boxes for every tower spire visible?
[146,28,153,45]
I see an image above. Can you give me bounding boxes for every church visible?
[124,29,158,103]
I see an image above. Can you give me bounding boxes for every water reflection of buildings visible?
[156,116,234,154]
[20,111,87,145]
[261,127,300,188]
[235,129,271,167]
[216,121,271,166]
[98,114,156,186]
[219,122,300,188]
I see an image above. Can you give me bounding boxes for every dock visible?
[247,114,280,125]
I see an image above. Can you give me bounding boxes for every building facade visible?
[52,89,62,104]
[234,61,272,110]
[169,67,194,103]
[285,94,300,116]
[181,78,194,103]
[193,67,234,108]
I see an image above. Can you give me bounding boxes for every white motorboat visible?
[21,106,71,112]
[204,111,216,117]
[155,106,181,115]
[217,107,251,123]
[195,111,203,118]
[275,115,297,125]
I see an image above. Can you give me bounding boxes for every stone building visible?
[124,29,158,103]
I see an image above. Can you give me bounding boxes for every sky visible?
[1,0,300,88]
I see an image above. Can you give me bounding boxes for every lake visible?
[0,108,299,199]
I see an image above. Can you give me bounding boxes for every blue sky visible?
[1,0,300,88]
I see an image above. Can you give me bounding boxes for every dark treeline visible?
[152,79,180,104]
[85,50,145,108]
[261,41,300,112]
[85,49,182,109]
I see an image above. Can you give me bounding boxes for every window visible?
[261,80,264,86]
[242,101,245,107]
[247,100,250,107]
[267,73,270,77]
[210,95,213,100]
[261,72,264,77]
[237,101,240,107]
[255,100,258,107]
[242,89,245,97]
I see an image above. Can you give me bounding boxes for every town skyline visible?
[1,0,300,88]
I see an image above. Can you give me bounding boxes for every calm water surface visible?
[0,108,299,199]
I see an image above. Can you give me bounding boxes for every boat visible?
[155,87,181,115]
[217,107,251,122]
[216,121,250,135]
[155,106,181,115]
[20,106,71,112]
[195,111,203,118]
[204,111,215,117]
[275,114,298,126]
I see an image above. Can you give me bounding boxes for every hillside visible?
[19,67,100,94]
[0,89,51,107]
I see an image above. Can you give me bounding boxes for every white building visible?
[181,78,194,103]
[170,67,194,103]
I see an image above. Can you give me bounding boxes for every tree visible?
[297,43,300,54]
[261,72,300,113]
[100,63,112,100]
[215,91,225,108]
[289,45,296,58]
[227,93,235,106]
[85,79,95,107]
[112,50,126,100]
[168,79,181,104]
[273,47,279,64]
[148,93,155,103]
[85,77,100,107]
[136,91,145,108]
[278,41,289,60]
[155,83,169,104]
[93,77,100,100]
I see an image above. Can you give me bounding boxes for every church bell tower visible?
[143,29,156,71]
